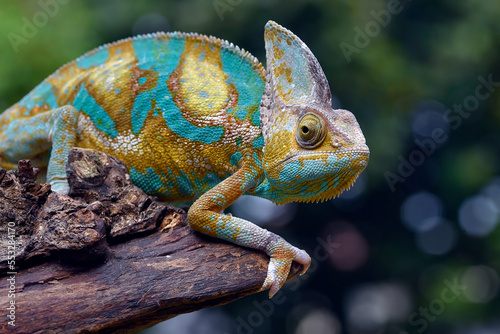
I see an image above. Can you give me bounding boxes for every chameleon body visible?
[0,21,369,297]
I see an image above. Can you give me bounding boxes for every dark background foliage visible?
[1,1,499,333]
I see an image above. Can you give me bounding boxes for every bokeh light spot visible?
[459,196,499,237]
[345,283,412,332]
[462,265,499,303]
[294,308,341,334]
[401,191,443,232]
[482,177,500,213]
[329,228,368,271]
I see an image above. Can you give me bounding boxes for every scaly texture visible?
[0,21,369,297]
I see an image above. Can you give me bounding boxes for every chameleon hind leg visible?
[0,105,79,194]
[188,165,311,298]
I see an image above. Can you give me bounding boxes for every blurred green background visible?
[1,1,500,333]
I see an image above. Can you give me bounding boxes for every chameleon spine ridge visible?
[59,31,266,82]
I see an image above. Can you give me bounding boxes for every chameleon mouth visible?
[266,149,369,205]
[272,163,366,205]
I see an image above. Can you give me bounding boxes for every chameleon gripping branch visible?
[0,20,368,301]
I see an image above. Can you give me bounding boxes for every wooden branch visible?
[0,148,303,333]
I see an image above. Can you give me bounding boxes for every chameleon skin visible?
[0,21,369,297]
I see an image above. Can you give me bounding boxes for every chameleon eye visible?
[295,113,326,149]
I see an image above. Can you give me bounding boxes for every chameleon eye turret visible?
[0,20,368,298]
[295,113,326,149]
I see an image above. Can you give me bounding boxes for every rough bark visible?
[0,148,302,333]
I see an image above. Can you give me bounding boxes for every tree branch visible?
[0,148,303,333]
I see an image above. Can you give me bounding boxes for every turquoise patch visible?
[133,36,185,71]
[220,48,265,126]
[130,166,167,196]
[251,178,272,197]
[278,159,301,184]
[277,155,349,185]
[131,37,184,134]
[130,90,153,134]
[199,50,206,61]
[18,81,59,113]
[230,152,242,166]
[73,83,118,138]
[327,154,338,165]
[172,171,195,198]
[215,216,240,240]
[252,135,264,150]
[76,47,109,69]
[252,110,261,126]
[213,193,227,207]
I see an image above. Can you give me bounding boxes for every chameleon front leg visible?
[188,165,311,297]
[0,105,79,194]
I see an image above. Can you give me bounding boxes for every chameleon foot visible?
[261,234,311,298]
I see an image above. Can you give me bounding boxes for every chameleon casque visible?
[0,21,369,297]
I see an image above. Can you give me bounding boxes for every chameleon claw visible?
[260,258,289,298]
[296,249,312,275]
[261,235,311,298]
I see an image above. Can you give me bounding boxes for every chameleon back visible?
[1,32,267,203]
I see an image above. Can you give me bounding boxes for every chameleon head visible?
[260,21,369,204]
